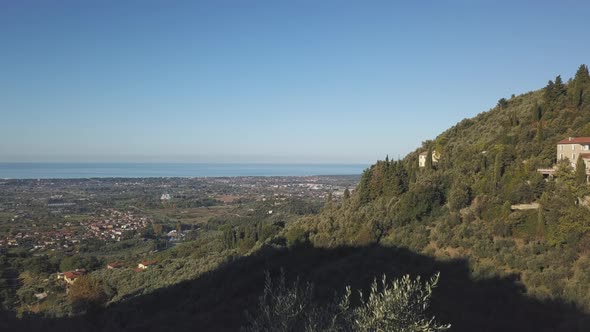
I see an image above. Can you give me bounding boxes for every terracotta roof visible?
[64,270,85,280]
[558,137,590,144]
[581,153,590,159]
[140,260,157,266]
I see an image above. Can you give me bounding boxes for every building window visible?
[560,145,563,151]
[560,154,563,160]
[573,154,576,160]
[573,145,575,150]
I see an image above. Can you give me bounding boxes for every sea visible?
[0,163,368,179]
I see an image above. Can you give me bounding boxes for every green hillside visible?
[293,64,590,313]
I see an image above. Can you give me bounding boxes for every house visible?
[63,269,86,285]
[138,260,157,270]
[418,150,440,168]
[538,137,590,179]
[556,137,590,169]
[107,262,124,269]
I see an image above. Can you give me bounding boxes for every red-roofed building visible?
[63,269,86,285]
[107,262,124,269]
[557,137,590,145]
[138,260,157,270]
[557,137,590,168]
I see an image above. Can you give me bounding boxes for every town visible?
[0,175,359,253]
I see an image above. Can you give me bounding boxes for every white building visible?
[418,150,440,168]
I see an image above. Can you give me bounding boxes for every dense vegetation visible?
[292,65,590,316]
[244,271,449,332]
[0,197,319,319]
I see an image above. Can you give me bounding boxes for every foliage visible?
[243,271,449,332]
[59,255,102,272]
[347,273,450,332]
[343,188,351,200]
[393,174,447,225]
[22,255,58,275]
[285,226,308,248]
[425,147,433,171]
[357,159,409,204]
[547,206,590,246]
[221,221,284,251]
[576,155,587,185]
[68,275,108,313]
[243,271,315,332]
[447,180,471,211]
[291,64,590,315]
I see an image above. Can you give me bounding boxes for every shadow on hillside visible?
[3,244,590,331]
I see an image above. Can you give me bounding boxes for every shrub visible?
[68,275,108,314]
[285,226,308,248]
[347,273,450,332]
[243,271,450,332]
[448,181,471,211]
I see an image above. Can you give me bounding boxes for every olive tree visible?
[243,272,450,332]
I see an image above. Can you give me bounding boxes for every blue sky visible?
[1,1,589,163]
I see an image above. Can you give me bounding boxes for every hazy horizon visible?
[0,161,369,165]
[0,161,369,179]
[0,153,374,164]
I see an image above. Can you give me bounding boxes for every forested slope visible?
[293,64,590,314]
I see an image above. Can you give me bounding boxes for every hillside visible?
[293,64,590,318]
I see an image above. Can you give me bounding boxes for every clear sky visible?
[1,1,589,163]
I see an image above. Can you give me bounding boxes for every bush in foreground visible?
[243,271,450,332]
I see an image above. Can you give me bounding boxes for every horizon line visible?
[0,161,371,165]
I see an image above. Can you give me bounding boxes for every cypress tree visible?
[571,64,590,107]
[575,154,587,185]
[358,169,372,204]
[554,75,566,97]
[536,208,545,239]
[493,152,504,190]
[497,98,508,110]
[448,181,471,211]
[535,120,543,142]
[544,80,555,104]
[325,192,333,208]
[343,188,351,200]
[535,104,543,121]
[425,148,433,170]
